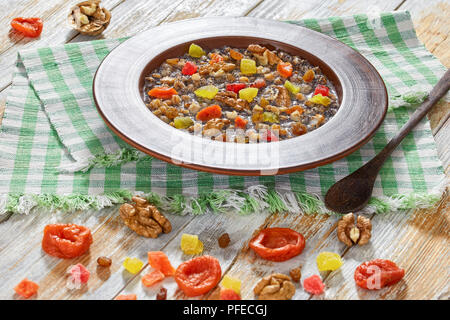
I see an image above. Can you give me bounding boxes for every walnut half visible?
[119,196,172,238]
[68,0,111,36]
[254,273,295,300]
[337,213,372,246]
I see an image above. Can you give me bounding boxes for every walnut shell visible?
[68,1,111,36]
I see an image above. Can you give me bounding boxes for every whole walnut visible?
[119,196,171,238]
[337,213,372,246]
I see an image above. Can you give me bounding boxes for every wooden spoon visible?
[325,69,450,213]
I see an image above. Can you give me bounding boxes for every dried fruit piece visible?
[263,112,279,123]
[142,270,165,287]
[119,196,171,238]
[173,116,194,129]
[189,43,205,58]
[67,263,90,289]
[148,87,178,99]
[123,257,144,274]
[226,83,247,94]
[196,104,222,121]
[97,256,112,267]
[239,87,258,102]
[182,61,197,75]
[220,288,241,300]
[218,233,231,248]
[249,228,305,262]
[234,116,248,129]
[240,58,257,75]
[354,259,405,290]
[229,49,243,60]
[115,294,137,300]
[314,84,329,96]
[194,85,219,100]
[14,278,39,299]
[156,287,167,300]
[308,94,331,106]
[303,275,325,295]
[316,252,343,272]
[175,256,222,297]
[277,61,293,78]
[148,251,175,276]
[221,275,241,294]
[254,273,295,300]
[284,80,300,94]
[42,223,93,259]
[11,17,43,38]
[302,69,315,82]
[290,267,302,283]
[180,233,204,255]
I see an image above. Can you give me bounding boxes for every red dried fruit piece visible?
[249,227,305,261]
[250,78,266,88]
[68,263,90,284]
[277,61,293,78]
[42,224,93,259]
[314,85,329,96]
[303,275,325,295]
[148,251,175,276]
[11,17,43,38]
[226,83,247,94]
[142,270,165,287]
[182,61,197,75]
[235,116,248,129]
[175,255,222,297]
[354,259,405,290]
[220,288,241,300]
[115,294,137,300]
[14,278,39,299]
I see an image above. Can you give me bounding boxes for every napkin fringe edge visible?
[0,182,446,216]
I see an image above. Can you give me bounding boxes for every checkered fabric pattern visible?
[0,12,446,210]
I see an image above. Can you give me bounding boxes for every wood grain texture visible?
[0,0,448,301]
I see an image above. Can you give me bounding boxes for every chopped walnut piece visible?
[215,91,237,107]
[265,49,281,65]
[337,213,372,246]
[254,273,295,300]
[119,196,172,238]
[275,86,291,107]
[247,44,267,54]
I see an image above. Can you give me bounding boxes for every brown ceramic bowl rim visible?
[93,17,388,175]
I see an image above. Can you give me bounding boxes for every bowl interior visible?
[138,36,343,105]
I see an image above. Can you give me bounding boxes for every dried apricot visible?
[354,259,405,290]
[14,278,39,299]
[42,224,92,259]
[142,270,165,287]
[175,255,222,297]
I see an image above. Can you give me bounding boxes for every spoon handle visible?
[368,69,450,170]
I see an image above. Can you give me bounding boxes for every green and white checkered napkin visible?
[0,12,447,215]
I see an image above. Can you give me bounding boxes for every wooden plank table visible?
[0,0,448,300]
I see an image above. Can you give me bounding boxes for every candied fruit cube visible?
[308,94,331,106]
[66,263,90,289]
[14,278,39,299]
[174,116,194,129]
[194,85,219,99]
[284,80,300,94]
[240,59,257,75]
[239,87,258,102]
[303,275,325,295]
[188,43,205,58]
[123,257,144,274]
[180,233,203,255]
[316,252,343,272]
[221,275,241,294]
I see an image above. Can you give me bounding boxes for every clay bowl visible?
[93,17,387,175]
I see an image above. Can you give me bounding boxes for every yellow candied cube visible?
[194,85,219,99]
[316,252,343,271]
[240,58,257,75]
[181,233,204,255]
[188,43,205,58]
[221,275,241,294]
[123,257,144,274]
[239,87,258,102]
[308,93,331,106]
